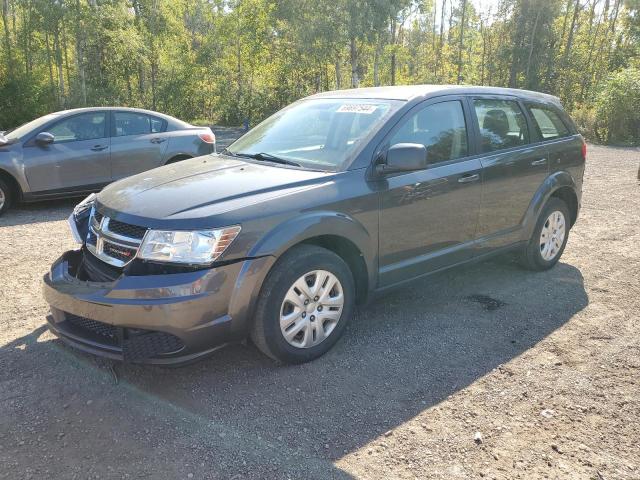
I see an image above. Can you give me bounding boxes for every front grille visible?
[123,332,184,362]
[66,314,118,344]
[86,208,146,268]
[107,219,147,240]
[80,248,121,282]
[62,312,184,362]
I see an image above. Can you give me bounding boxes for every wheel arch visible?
[522,171,579,239]
[0,168,23,203]
[247,211,376,304]
[165,154,192,165]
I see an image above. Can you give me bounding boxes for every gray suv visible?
[0,107,216,215]
[43,86,586,365]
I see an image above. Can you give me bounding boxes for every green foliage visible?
[0,0,638,146]
[593,67,640,145]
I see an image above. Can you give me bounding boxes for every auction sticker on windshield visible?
[336,104,378,114]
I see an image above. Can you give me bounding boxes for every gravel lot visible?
[0,145,638,480]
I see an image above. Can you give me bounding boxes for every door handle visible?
[150,137,166,144]
[90,145,108,151]
[458,173,480,184]
[531,158,547,166]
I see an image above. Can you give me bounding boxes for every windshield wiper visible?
[232,151,302,167]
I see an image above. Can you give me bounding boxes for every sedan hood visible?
[97,155,331,225]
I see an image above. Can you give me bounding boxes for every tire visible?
[250,244,355,364]
[520,197,571,271]
[0,178,13,216]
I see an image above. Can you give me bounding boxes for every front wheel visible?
[250,244,355,364]
[520,197,571,271]
[0,178,13,216]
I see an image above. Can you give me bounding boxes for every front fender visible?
[521,170,578,240]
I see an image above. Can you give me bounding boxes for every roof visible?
[308,84,561,104]
[47,107,190,126]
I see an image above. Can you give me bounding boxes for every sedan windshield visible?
[4,114,59,141]
[227,98,402,170]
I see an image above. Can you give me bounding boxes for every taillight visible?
[198,131,216,144]
[581,141,587,160]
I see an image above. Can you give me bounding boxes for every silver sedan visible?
[0,107,216,215]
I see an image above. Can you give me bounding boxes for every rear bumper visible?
[43,250,273,365]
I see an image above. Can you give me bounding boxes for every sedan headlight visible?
[138,226,241,265]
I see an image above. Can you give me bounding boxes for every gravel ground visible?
[0,145,638,480]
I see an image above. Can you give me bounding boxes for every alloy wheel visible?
[279,270,344,349]
[539,210,566,261]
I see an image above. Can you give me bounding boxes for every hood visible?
[97,155,332,225]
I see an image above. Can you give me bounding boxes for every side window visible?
[473,99,529,153]
[527,105,570,141]
[389,100,468,164]
[48,112,106,143]
[114,112,151,137]
[150,116,165,133]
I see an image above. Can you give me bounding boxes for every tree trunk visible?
[53,25,65,107]
[335,56,342,89]
[1,0,13,77]
[525,3,542,87]
[457,0,468,84]
[349,36,359,88]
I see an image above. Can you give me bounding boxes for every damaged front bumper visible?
[43,249,272,365]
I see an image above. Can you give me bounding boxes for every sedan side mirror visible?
[35,132,55,146]
[376,143,428,175]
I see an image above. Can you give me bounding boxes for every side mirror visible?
[376,143,427,175]
[35,132,54,146]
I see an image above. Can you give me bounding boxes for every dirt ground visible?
[0,145,638,480]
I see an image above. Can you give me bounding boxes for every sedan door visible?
[378,98,482,287]
[22,111,111,194]
[110,111,170,181]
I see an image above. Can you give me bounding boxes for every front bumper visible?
[43,249,272,365]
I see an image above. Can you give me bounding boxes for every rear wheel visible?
[0,178,13,216]
[520,197,570,271]
[250,245,355,364]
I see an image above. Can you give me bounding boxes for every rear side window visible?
[527,105,570,141]
[389,100,468,164]
[473,99,529,153]
[114,112,165,137]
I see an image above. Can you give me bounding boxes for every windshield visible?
[4,114,59,141]
[227,98,402,170]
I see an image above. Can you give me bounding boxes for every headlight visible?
[73,193,96,217]
[138,226,241,264]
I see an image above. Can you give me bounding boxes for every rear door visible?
[109,111,169,181]
[378,97,483,287]
[469,96,548,250]
[23,111,111,193]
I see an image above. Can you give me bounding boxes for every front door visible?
[378,98,482,287]
[23,111,111,193]
[110,111,169,181]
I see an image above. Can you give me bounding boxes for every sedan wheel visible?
[280,270,344,349]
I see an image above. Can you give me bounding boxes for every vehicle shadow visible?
[3,256,587,476]
[114,256,588,462]
[0,198,76,227]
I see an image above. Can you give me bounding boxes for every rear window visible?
[527,105,571,141]
[114,112,166,136]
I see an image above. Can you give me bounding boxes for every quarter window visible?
[473,99,529,153]
[48,112,107,143]
[389,100,468,164]
[528,105,570,140]
[114,112,164,136]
